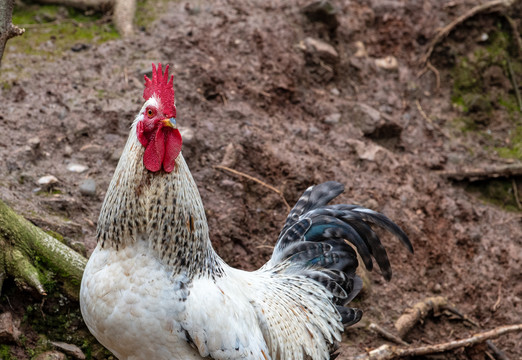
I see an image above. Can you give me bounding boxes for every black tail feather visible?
[271,181,411,330]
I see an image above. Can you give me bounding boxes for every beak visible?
[162,117,177,129]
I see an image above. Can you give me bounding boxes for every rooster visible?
[80,63,413,360]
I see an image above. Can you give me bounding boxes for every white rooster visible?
[80,63,413,360]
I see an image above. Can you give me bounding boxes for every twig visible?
[441,164,522,181]
[427,61,441,91]
[415,99,432,124]
[504,15,522,57]
[369,323,409,346]
[506,55,522,112]
[512,179,521,210]
[444,305,480,328]
[486,340,510,360]
[350,324,522,360]
[214,165,291,212]
[420,0,515,64]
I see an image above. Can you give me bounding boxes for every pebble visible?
[27,136,41,150]
[79,179,96,196]
[110,148,122,162]
[64,145,73,157]
[375,55,398,70]
[37,175,59,188]
[67,163,89,173]
[302,37,339,63]
[51,341,86,360]
[323,113,341,124]
[80,179,96,196]
[330,88,340,96]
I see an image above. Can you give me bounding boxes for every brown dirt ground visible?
[1,0,521,359]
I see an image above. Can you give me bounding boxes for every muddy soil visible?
[1,0,521,359]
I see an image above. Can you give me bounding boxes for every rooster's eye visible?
[147,108,155,118]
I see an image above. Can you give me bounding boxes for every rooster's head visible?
[137,63,182,173]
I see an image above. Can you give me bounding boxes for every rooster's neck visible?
[97,133,223,278]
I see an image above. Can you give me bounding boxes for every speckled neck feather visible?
[97,132,223,278]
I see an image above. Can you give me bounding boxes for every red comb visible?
[143,63,176,118]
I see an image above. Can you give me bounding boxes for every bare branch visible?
[440,164,522,182]
[0,0,25,68]
[351,324,522,360]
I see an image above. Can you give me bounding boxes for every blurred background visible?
[0,0,521,358]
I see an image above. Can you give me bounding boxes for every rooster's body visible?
[80,64,412,360]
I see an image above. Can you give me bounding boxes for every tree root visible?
[394,296,449,338]
[0,199,87,299]
[350,324,522,360]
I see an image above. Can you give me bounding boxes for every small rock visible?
[179,126,195,144]
[353,103,381,134]
[302,37,339,64]
[375,55,398,70]
[110,148,122,162]
[353,41,368,58]
[323,113,341,124]
[74,122,90,137]
[303,0,339,30]
[309,125,320,134]
[63,145,73,157]
[0,312,21,344]
[346,139,396,166]
[35,351,66,360]
[70,43,90,52]
[67,163,89,173]
[51,341,86,360]
[28,136,41,150]
[478,32,489,42]
[79,179,96,196]
[330,88,340,96]
[37,175,59,189]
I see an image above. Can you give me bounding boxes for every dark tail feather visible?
[271,181,412,330]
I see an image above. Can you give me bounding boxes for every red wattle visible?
[163,129,182,173]
[143,127,165,172]
[142,127,182,173]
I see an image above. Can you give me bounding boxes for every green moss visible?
[494,124,522,160]
[498,95,520,114]
[467,179,521,212]
[44,230,65,243]
[10,4,119,59]
[135,0,170,30]
[0,344,14,360]
[450,20,521,160]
